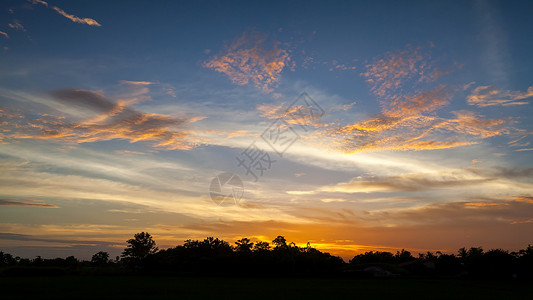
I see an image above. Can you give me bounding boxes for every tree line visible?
[1,232,532,279]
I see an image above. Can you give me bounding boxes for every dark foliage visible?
[1,234,532,279]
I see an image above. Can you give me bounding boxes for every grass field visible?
[0,276,531,300]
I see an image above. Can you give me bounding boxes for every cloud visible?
[385,84,450,116]
[361,46,440,99]
[257,102,322,128]
[376,197,533,226]
[51,6,101,26]
[324,46,516,153]
[467,85,533,107]
[30,0,48,7]
[115,150,146,156]
[30,0,101,27]
[433,110,510,138]
[203,31,290,93]
[3,89,201,150]
[257,92,326,129]
[0,232,118,247]
[292,166,533,198]
[329,87,496,153]
[0,31,8,38]
[119,80,155,86]
[0,199,58,208]
[169,195,533,257]
[8,20,26,32]
[319,170,492,194]
[467,166,533,181]
[50,89,117,113]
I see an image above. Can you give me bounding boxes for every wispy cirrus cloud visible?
[119,80,155,86]
[0,199,58,208]
[30,0,101,27]
[203,31,290,93]
[467,85,533,107]
[30,0,48,6]
[0,31,9,38]
[361,46,441,100]
[291,166,533,196]
[50,7,101,26]
[319,170,492,194]
[1,88,202,150]
[324,46,514,153]
[433,110,510,138]
[8,20,26,32]
[257,101,323,128]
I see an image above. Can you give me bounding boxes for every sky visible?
[1,0,532,261]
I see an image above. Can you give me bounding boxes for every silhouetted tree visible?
[91,251,110,266]
[272,236,288,250]
[0,251,16,266]
[235,238,254,252]
[350,251,395,264]
[458,247,468,259]
[395,249,414,263]
[64,256,79,269]
[33,256,43,266]
[253,241,271,252]
[122,232,158,261]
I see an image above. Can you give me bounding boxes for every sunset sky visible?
[1,0,532,261]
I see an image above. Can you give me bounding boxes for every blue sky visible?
[1,0,532,260]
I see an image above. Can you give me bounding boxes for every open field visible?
[1,276,531,300]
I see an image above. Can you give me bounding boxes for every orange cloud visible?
[510,219,533,224]
[385,85,450,117]
[51,6,101,26]
[2,89,200,150]
[433,110,510,138]
[258,102,321,127]
[172,195,533,258]
[31,0,101,27]
[329,87,492,153]
[326,46,516,153]
[361,46,440,99]
[0,31,8,38]
[203,31,290,93]
[257,93,326,129]
[467,85,533,107]
[30,0,48,6]
[465,201,508,208]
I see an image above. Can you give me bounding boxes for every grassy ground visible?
[0,276,531,300]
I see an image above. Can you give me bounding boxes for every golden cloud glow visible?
[257,102,323,128]
[31,0,101,27]
[324,46,516,153]
[2,89,200,150]
[433,110,510,138]
[30,0,48,6]
[51,6,101,26]
[203,31,290,93]
[464,202,508,208]
[467,85,533,107]
[361,46,441,99]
